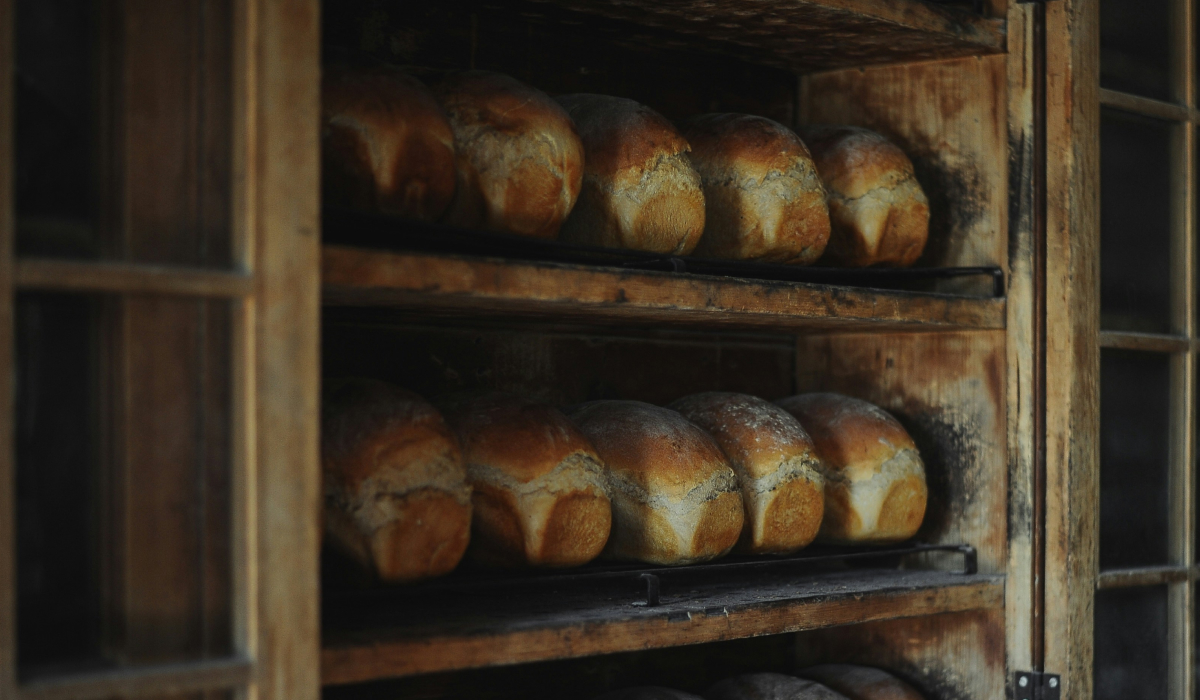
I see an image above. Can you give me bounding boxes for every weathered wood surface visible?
[322,247,1006,332]
[321,569,1003,685]
[18,656,252,700]
[14,258,253,297]
[0,0,14,694]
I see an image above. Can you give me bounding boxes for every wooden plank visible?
[1099,88,1196,123]
[321,573,1003,686]
[523,0,1005,73]
[1099,330,1191,353]
[18,657,252,700]
[1096,566,1192,590]
[0,0,14,694]
[14,258,253,298]
[321,247,1006,332]
[1043,1,1101,698]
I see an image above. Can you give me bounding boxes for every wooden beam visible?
[18,657,252,700]
[1100,88,1196,123]
[1096,566,1193,590]
[1099,330,1191,353]
[15,259,254,298]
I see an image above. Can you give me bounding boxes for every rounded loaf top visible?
[705,672,852,700]
[797,126,919,201]
[555,93,692,184]
[800,665,925,700]
[683,113,817,184]
[774,392,917,481]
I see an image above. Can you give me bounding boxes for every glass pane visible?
[1100,0,1171,101]
[15,0,235,266]
[1100,349,1170,569]
[1100,109,1173,334]
[1094,586,1168,700]
[16,292,234,678]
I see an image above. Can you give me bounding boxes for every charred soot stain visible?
[893,409,984,544]
[911,154,987,267]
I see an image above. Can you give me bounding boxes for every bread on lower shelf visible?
[321,379,472,582]
[705,672,851,700]
[438,392,612,567]
[775,392,928,544]
[568,400,744,565]
[800,665,925,700]
[669,392,825,555]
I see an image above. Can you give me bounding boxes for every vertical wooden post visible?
[0,0,15,694]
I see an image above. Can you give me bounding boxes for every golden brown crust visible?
[555,94,706,254]
[797,126,929,267]
[684,114,830,264]
[321,379,472,582]
[774,393,916,479]
[433,71,584,239]
[321,65,456,222]
[800,666,925,700]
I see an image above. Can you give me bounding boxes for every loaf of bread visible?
[595,688,705,700]
[555,94,706,254]
[434,71,584,239]
[321,65,456,221]
[683,114,830,264]
[439,393,611,567]
[705,673,850,700]
[567,400,743,565]
[797,126,929,267]
[800,666,925,700]
[669,392,825,555]
[322,379,472,582]
[774,393,927,544]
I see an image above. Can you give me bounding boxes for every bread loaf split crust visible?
[684,114,830,264]
[568,400,744,565]
[434,71,584,239]
[321,65,457,221]
[556,94,706,254]
[670,392,825,554]
[775,392,927,544]
[322,379,472,582]
[704,672,851,700]
[800,665,925,700]
[440,393,611,567]
[798,126,929,267]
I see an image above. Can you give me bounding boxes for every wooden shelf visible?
[321,568,1003,685]
[521,0,1006,73]
[322,246,1005,333]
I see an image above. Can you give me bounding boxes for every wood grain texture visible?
[1043,0,1100,698]
[0,0,14,694]
[322,247,1006,332]
[321,571,1003,685]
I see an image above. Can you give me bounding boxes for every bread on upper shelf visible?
[321,64,457,222]
[683,113,830,264]
[800,665,925,700]
[669,392,825,555]
[705,672,850,700]
[438,392,612,567]
[433,70,584,239]
[321,379,472,582]
[567,400,743,565]
[555,94,706,255]
[775,393,927,544]
[797,126,929,267]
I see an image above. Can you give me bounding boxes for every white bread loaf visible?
[434,71,584,239]
[683,114,830,264]
[774,393,927,544]
[321,65,456,221]
[555,94,706,254]
[705,673,850,700]
[800,666,925,700]
[596,688,706,700]
[322,379,472,582]
[567,400,744,565]
[439,393,611,567]
[669,392,824,554]
[797,126,929,267]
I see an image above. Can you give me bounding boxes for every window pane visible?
[1100,0,1171,100]
[1094,586,1168,700]
[16,292,234,677]
[1100,349,1170,569]
[1100,109,1173,334]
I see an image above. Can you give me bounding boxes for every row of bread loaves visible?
[322,65,929,266]
[596,666,925,700]
[322,380,927,582]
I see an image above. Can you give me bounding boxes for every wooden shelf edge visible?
[321,247,1006,332]
[320,575,1003,686]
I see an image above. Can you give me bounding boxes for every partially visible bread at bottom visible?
[669,392,825,554]
[800,665,925,700]
[439,392,611,567]
[568,400,744,565]
[322,379,472,582]
[774,392,927,544]
[596,688,706,700]
[705,673,850,700]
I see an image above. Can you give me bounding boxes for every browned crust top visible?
[683,113,815,181]
[774,392,916,476]
[801,665,925,700]
[669,391,818,480]
[796,126,917,200]
[434,70,579,140]
[437,392,601,482]
[555,93,692,178]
